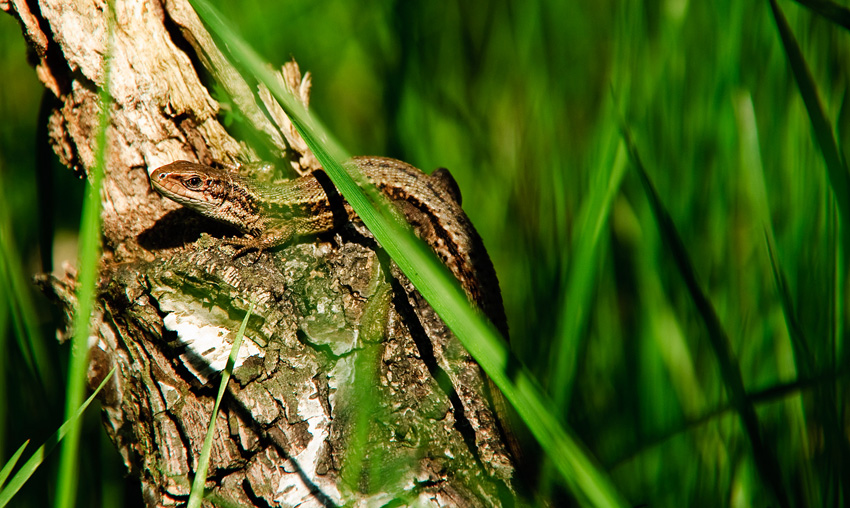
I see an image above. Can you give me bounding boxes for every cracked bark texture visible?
[4,0,521,506]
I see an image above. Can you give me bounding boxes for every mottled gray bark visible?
[5,0,520,505]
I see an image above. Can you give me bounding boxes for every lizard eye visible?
[185,176,203,189]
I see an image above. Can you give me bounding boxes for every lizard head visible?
[150,160,259,232]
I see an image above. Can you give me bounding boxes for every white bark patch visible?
[158,296,262,384]
[275,379,341,506]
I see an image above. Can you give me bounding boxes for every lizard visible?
[149,156,524,473]
[149,156,509,339]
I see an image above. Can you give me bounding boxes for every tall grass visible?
[1,0,848,505]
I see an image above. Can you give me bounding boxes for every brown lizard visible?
[150,156,524,473]
[150,156,509,339]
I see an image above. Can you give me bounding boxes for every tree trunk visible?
[3,0,520,505]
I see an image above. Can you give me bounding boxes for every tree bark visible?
[4,0,520,506]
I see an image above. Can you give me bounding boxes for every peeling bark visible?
[6,0,521,505]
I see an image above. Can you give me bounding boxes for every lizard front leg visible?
[225,220,296,259]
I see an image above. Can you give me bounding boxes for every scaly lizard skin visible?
[150,156,509,339]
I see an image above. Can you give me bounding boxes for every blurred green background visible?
[1,0,848,506]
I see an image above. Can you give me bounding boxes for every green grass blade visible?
[0,176,54,390]
[609,367,846,468]
[765,237,815,376]
[793,0,850,31]
[54,4,114,506]
[0,245,34,374]
[189,1,629,504]
[340,343,381,493]
[340,279,390,495]
[622,126,790,508]
[769,0,850,228]
[0,440,29,490]
[550,133,627,407]
[187,300,254,508]
[0,368,115,507]
[733,91,826,498]
[765,10,850,499]
[733,90,818,379]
